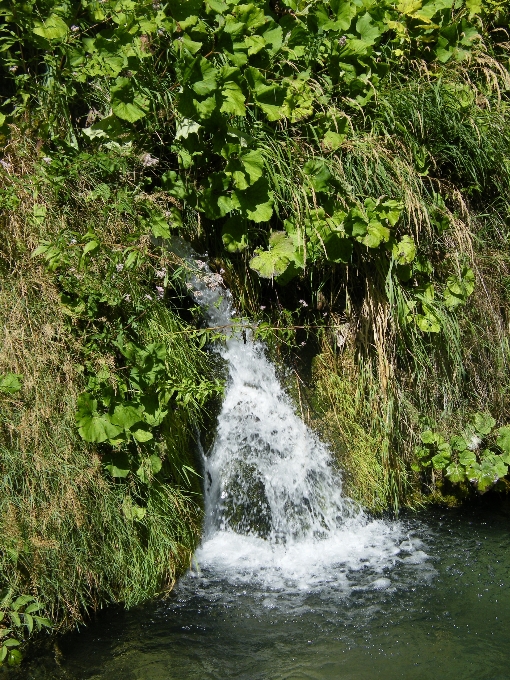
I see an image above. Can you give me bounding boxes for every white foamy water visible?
[177,243,430,593]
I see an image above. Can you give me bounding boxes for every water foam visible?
[178,243,429,593]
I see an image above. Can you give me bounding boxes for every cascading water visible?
[180,246,430,593]
[59,248,510,680]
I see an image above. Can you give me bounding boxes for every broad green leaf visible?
[432,451,451,470]
[111,78,147,122]
[131,426,154,442]
[446,463,466,483]
[110,404,143,430]
[392,235,416,265]
[222,217,249,252]
[83,240,99,255]
[104,451,131,478]
[355,13,381,45]
[323,130,345,151]
[250,232,302,280]
[303,160,332,193]
[7,648,22,666]
[191,59,218,96]
[122,497,146,521]
[221,81,246,116]
[0,374,22,395]
[473,412,495,436]
[362,220,390,248]
[151,214,171,239]
[420,429,437,444]
[416,308,440,333]
[232,178,273,222]
[150,454,162,474]
[33,14,68,41]
[450,435,467,452]
[496,426,510,461]
[323,231,353,264]
[458,449,477,466]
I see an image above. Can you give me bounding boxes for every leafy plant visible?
[414,413,510,493]
[0,591,52,667]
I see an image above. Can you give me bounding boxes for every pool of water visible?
[23,503,510,680]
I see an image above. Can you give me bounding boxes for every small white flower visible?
[124,294,131,302]
[194,290,203,297]
[155,285,164,299]
[42,156,52,164]
[144,294,153,301]
[140,152,159,168]
[0,160,11,170]
[195,259,207,270]
[8,65,17,73]
[220,268,225,274]
[260,305,266,311]
[155,268,166,279]
[300,341,306,346]
[116,263,124,272]
[467,435,482,451]
[185,282,194,290]
[69,238,77,245]
[70,25,79,32]
[299,299,308,307]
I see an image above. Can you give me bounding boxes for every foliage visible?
[0,138,218,640]
[0,0,509,598]
[414,414,510,493]
[0,591,52,667]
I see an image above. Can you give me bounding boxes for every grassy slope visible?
[0,138,215,632]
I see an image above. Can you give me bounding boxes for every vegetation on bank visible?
[1,0,510,660]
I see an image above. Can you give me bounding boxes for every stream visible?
[24,252,510,679]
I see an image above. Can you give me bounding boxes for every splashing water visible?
[178,244,429,594]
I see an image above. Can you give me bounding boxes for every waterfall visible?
[177,244,428,593]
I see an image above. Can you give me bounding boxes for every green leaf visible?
[0,374,22,395]
[496,426,510,461]
[362,220,390,248]
[303,160,332,193]
[446,463,466,483]
[416,309,441,333]
[33,14,68,41]
[104,451,131,478]
[122,498,146,522]
[24,613,33,635]
[355,12,381,45]
[222,217,249,252]
[150,454,162,474]
[131,426,154,442]
[7,648,22,667]
[151,214,171,239]
[221,81,246,116]
[245,67,286,121]
[250,231,303,280]
[323,231,353,264]
[473,412,495,436]
[110,404,143,430]
[420,429,438,444]
[432,451,451,470]
[392,235,416,265]
[450,435,468,452]
[323,130,345,151]
[232,178,274,223]
[83,240,99,255]
[111,77,147,122]
[458,450,477,466]
[3,639,20,648]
